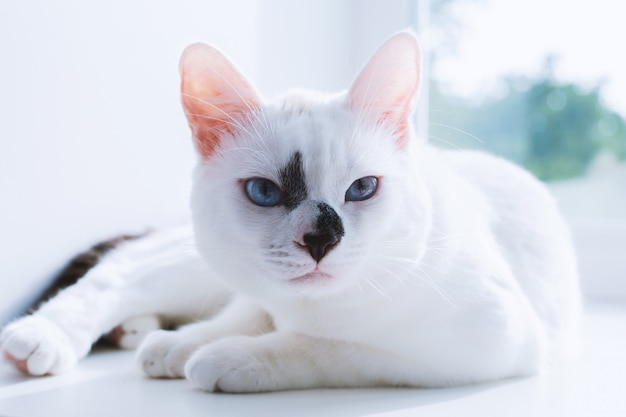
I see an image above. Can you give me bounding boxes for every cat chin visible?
[288,270,333,284]
[255,265,358,298]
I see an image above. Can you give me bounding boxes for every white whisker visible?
[364,277,393,302]
[429,122,485,144]
[372,252,458,307]
[428,134,462,150]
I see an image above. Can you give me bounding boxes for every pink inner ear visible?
[180,44,260,159]
[381,110,412,147]
[348,32,421,147]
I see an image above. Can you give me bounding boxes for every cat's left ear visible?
[180,44,261,159]
[348,31,421,147]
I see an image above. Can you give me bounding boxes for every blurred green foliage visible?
[429,72,626,181]
[428,0,626,181]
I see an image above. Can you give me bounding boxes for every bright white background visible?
[434,0,626,114]
[0,0,417,323]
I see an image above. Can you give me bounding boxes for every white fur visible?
[0,32,580,391]
[0,226,231,375]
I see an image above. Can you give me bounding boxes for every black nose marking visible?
[303,203,345,262]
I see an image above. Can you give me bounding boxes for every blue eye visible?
[345,176,378,202]
[245,178,283,207]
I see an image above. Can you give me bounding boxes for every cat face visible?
[183,32,432,298]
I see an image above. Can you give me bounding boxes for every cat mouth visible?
[289,270,333,284]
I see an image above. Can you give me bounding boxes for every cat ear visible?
[348,31,421,147]
[180,44,260,159]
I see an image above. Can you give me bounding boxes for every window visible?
[427,0,626,301]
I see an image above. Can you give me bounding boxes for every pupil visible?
[261,182,270,196]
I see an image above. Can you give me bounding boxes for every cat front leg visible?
[184,332,406,392]
[1,315,79,375]
[137,296,273,379]
[0,266,133,376]
[0,228,230,376]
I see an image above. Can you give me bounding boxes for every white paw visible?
[112,315,161,349]
[0,315,78,376]
[136,330,199,378]
[184,336,272,393]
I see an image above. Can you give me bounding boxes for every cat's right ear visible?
[180,44,260,159]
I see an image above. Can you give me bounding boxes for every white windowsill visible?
[0,303,624,417]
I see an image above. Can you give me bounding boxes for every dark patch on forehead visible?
[279,151,308,210]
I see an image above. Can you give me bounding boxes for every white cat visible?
[0,31,580,392]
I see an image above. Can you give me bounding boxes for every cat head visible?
[181,31,432,299]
